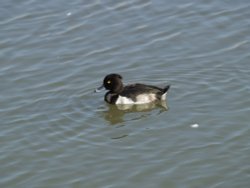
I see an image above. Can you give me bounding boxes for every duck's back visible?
[122,83,163,94]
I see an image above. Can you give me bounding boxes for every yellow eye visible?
[107,80,111,84]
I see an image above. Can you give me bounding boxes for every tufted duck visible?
[95,73,170,104]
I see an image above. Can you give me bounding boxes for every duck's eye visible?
[107,80,111,84]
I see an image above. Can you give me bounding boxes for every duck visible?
[95,73,170,105]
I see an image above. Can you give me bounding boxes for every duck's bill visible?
[95,85,104,93]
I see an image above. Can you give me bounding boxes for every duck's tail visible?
[159,85,170,101]
[163,85,170,93]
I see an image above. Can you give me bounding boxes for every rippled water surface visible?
[1,0,250,187]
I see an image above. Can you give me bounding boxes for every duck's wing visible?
[121,83,164,98]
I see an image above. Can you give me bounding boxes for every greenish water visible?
[1,0,250,187]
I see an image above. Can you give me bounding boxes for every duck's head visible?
[95,73,123,93]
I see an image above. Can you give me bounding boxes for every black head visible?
[103,73,123,93]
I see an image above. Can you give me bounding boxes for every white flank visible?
[115,96,134,104]
[135,94,156,104]
[115,93,165,105]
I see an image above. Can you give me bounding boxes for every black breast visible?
[105,92,119,104]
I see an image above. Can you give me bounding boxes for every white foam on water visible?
[190,123,199,128]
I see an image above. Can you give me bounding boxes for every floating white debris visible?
[191,123,199,128]
[67,12,72,16]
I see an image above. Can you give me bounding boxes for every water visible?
[1,0,250,187]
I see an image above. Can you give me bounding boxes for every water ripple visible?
[1,0,250,187]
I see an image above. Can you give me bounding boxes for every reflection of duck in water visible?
[115,100,168,111]
[95,73,170,106]
[104,102,168,125]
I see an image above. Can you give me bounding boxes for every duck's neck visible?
[113,84,123,94]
